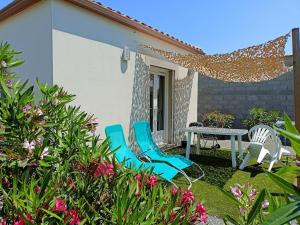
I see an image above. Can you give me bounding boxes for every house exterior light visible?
[122,46,130,61]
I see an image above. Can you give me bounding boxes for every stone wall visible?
[198,57,294,128]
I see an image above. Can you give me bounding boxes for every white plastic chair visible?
[239,125,282,172]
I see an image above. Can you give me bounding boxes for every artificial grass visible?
[168,147,297,219]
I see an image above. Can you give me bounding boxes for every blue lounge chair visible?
[132,121,204,183]
[105,124,192,187]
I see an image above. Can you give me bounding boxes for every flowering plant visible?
[222,183,276,225]
[0,43,207,224]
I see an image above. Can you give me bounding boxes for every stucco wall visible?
[0,1,53,87]
[51,0,198,144]
[198,68,294,127]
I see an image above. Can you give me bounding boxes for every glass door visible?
[150,67,169,144]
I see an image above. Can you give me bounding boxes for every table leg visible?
[186,132,192,159]
[238,135,242,158]
[196,134,201,155]
[231,135,236,169]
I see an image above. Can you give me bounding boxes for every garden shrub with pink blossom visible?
[0,43,207,224]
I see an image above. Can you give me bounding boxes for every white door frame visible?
[150,66,170,144]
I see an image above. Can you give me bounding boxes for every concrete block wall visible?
[198,58,294,128]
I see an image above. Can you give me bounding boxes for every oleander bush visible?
[0,43,207,224]
[203,111,235,128]
[242,107,281,129]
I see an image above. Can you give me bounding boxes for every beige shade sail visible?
[144,33,290,82]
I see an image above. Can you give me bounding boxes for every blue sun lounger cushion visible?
[133,121,193,170]
[105,124,179,181]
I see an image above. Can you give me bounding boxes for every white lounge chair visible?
[239,125,289,172]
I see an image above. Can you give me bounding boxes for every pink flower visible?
[40,147,49,160]
[35,137,42,146]
[239,207,246,215]
[196,203,208,223]
[135,174,142,188]
[171,186,178,195]
[23,140,35,153]
[146,174,157,187]
[169,211,177,222]
[35,108,43,116]
[38,120,45,125]
[200,212,208,224]
[22,104,32,113]
[68,210,80,225]
[13,217,25,225]
[93,162,114,177]
[34,186,40,193]
[262,200,269,209]
[231,186,242,199]
[196,202,206,214]
[181,189,194,205]
[0,218,7,225]
[6,80,12,88]
[25,213,34,224]
[249,188,257,201]
[53,198,67,213]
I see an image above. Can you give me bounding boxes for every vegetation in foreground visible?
[0,43,207,224]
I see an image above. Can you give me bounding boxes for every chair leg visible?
[239,153,252,170]
[257,148,269,164]
[268,157,277,172]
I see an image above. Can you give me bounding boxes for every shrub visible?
[203,111,235,128]
[242,107,281,129]
[0,43,207,224]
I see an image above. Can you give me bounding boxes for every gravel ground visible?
[197,215,224,225]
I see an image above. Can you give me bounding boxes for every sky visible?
[0,0,299,54]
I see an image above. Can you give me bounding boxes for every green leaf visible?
[41,209,64,221]
[267,172,300,195]
[262,200,300,225]
[247,189,266,225]
[0,78,11,99]
[224,215,241,225]
[276,166,300,176]
[8,58,24,68]
[38,160,50,167]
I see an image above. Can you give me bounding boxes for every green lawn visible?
[168,147,296,219]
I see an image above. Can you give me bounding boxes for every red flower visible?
[53,198,67,213]
[171,186,178,195]
[196,203,208,224]
[196,203,206,215]
[34,186,40,193]
[25,213,34,224]
[93,162,114,177]
[200,213,208,224]
[68,209,81,225]
[135,174,142,188]
[181,189,194,205]
[0,218,7,225]
[13,217,25,225]
[169,211,177,222]
[146,174,157,187]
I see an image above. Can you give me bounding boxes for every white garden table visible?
[184,127,248,169]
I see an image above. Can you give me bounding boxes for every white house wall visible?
[51,0,198,145]
[0,1,53,86]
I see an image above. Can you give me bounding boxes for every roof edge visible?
[0,0,40,22]
[0,0,204,54]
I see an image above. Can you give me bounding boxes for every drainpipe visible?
[292,28,300,188]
